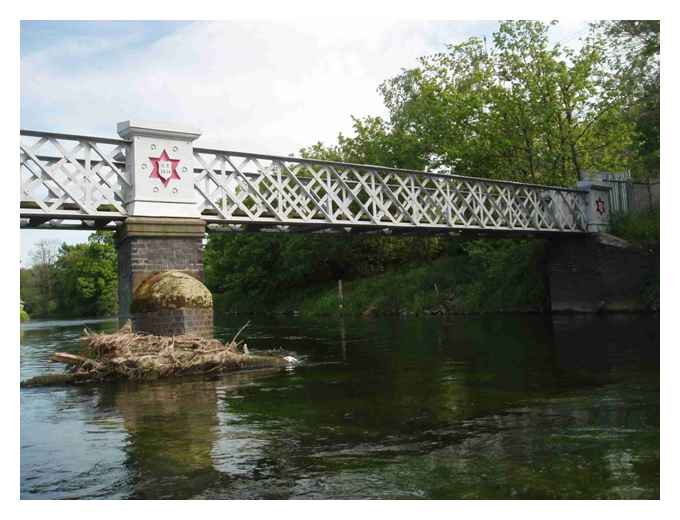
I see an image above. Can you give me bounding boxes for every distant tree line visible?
[21,232,117,318]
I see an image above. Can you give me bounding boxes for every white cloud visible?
[21,20,471,153]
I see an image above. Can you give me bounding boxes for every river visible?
[20,313,659,499]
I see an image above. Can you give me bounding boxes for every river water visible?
[20,313,659,499]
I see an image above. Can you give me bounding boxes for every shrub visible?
[609,208,660,245]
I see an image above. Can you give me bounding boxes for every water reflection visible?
[106,381,220,499]
[21,313,659,499]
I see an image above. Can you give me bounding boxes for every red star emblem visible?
[149,149,181,187]
[595,197,606,215]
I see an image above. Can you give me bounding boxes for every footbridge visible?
[20,121,610,235]
[21,121,626,326]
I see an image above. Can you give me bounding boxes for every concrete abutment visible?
[547,233,658,313]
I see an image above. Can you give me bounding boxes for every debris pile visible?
[21,321,289,387]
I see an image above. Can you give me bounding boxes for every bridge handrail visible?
[20,129,130,228]
[20,128,590,232]
[20,129,129,147]
[20,129,585,194]
[194,146,586,194]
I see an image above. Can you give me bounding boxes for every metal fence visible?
[604,179,632,213]
[192,147,588,234]
[20,130,130,230]
[597,172,659,214]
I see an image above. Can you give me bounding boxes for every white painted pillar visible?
[577,180,612,233]
[117,120,201,218]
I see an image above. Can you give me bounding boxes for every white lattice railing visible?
[20,130,588,233]
[20,130,130,230]
[193,148,588,234]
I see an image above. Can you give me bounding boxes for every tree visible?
[205,231,444,299]
[369,21,633,186]
[594,20,659,180]
[26,239,60,316]
[53,231,118,317]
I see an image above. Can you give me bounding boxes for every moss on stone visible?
[131,271,212,313]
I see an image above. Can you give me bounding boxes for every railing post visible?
[117,120,201,217]
[576,180,612,233]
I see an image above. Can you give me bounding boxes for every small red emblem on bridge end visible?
[149,150,181,187]
[595,197,606,215]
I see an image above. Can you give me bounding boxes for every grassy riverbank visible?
[214,239,548,317]
[212,228,660,318]
[610,208,660,246]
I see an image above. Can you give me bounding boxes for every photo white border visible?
[2,1,673,516]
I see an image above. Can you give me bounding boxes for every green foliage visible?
[292,257,459,317]
[351,21,632,185]
[20,270,35,316]
[21,231,118,318]
[53,232,118,317]
[593,21,659,180]
[302,21,657,187]
[205,232,445,301]
[22,240,59,316]
[455,239,547,312]
[20,304,29,322]
[609,209,660,246]
[267,240,547,317]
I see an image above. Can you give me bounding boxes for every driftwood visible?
[50,352,86,365]
[21,321,290,388]
[50,352,97,367]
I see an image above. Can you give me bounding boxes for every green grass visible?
[277,256,462,317]
[212,240,550,318]
[212,257,463,317]
[610,209,660,246]
[241,240,545,317]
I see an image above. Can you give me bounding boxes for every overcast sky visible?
[20,19,589,265]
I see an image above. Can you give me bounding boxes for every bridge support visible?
[547,233,658,313]
[116,217,207,326]
[113,121,213,336]
[546,178,658,312]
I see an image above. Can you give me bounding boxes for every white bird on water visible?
[283,355,299,364]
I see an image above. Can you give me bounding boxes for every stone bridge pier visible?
[116,216,210,333]
[115,121,212,337]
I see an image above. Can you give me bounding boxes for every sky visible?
[20,19,589,265]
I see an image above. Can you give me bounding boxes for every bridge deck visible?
[20,130,588,234]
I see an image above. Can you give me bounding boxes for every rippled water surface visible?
[20,314,659,499]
